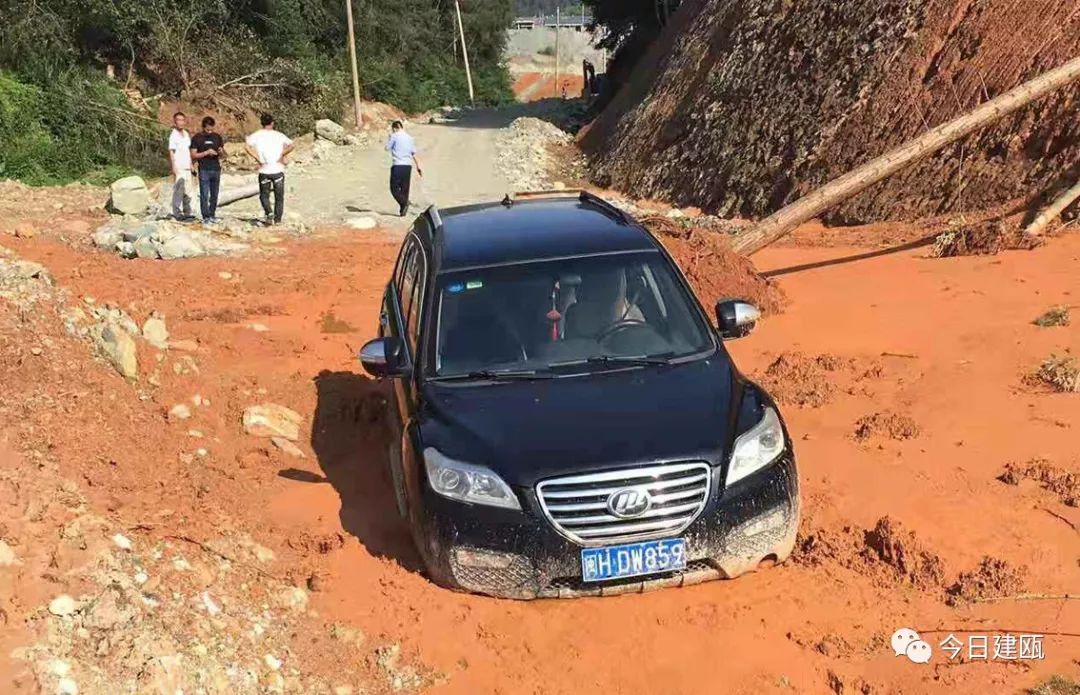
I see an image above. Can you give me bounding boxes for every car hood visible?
[418,355,742,487]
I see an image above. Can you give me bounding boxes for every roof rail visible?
[578,190,632,225]
[506,188,586,201]
[500,189,633,225]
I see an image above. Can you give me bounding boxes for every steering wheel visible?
[597,318,649,343]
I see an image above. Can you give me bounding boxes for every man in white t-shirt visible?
[168,112,194,220]
[244,113,294,225]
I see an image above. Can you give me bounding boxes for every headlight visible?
[423,448,521,510]
[726,407,785,486]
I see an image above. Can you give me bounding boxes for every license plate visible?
[580,538,687,582]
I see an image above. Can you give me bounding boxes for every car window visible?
[398,242,419,329]
[405,249,425,353]
[431,251,713,376]
[393,241,411,296]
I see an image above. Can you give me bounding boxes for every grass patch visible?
[1034,354,1080,393]
[1034,305,1071,327]
[1030,675,1080,695]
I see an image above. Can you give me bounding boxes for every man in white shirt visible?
[168,112,194,220]
[244,113,295,225]
[385,120,423,217]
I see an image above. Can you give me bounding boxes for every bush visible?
[0,70,164,185]
[0,0,515,184]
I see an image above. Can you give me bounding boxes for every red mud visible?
[2,219,1080,693]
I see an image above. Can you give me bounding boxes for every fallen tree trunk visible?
[1026,176,1080,236]
[731,55,1080,256]
[217,183,260,207]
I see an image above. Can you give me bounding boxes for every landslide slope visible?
[582,0,1080,223]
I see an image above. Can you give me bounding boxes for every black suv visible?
[359,191,799,598]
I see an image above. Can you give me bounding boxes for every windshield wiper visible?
[548,354,675,369]
[432,369,554,382]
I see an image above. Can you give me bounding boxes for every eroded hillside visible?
[583,0,1080,223]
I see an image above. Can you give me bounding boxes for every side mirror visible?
[359,337,405,378]
[715,299,761,340]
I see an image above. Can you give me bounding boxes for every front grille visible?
[536,462,711,545]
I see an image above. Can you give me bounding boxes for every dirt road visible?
[225,112,517,228]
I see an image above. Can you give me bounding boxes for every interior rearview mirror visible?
[359,337,405,377]
[715,299,760,340]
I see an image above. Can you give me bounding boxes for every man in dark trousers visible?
[385,120,423,217]
[245,113,294,225]
[190,116,226,224]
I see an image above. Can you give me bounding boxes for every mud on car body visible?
[359,191,799,599]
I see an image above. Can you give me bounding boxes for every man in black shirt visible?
[190,116,227,223]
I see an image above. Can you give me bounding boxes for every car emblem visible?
[607,488,652,518]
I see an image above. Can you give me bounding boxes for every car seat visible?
[564,269,637,340]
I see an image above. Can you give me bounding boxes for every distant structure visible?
[513,13,592,31]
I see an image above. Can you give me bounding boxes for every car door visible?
[381,240,412,439]
[392,236,428,425]
[383,232,430,513]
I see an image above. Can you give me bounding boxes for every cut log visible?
[217,183,260,207]
[1026,177,1080,236]
[731,55,1080,256]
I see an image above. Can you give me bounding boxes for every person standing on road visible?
[244,113,294,225]
[386,120,423,217]
[190,116,226,224]
[168,112,194,220]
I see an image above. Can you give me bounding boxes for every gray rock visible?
[115,241,136,259]
[107,176,150,215]
[271,436,305,458]
[93,226,123,250]
[312,138,338,161]
[347,217,377,231]
[168,404,191,421]
[12,261,52,284]
[315,119,348,145]
[49,594,79,617]
[243,404,303,441]
[133,236,159,259]
[0,539,20,567]
[158,233,205,260]
[122,223,157,242]
[95,322,138,379]
[143,316,169,349]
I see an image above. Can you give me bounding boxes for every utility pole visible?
[554,6,561,98]
[454,0,475,105]
[345,0,363,129]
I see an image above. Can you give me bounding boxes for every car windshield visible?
[431,252,713,378]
